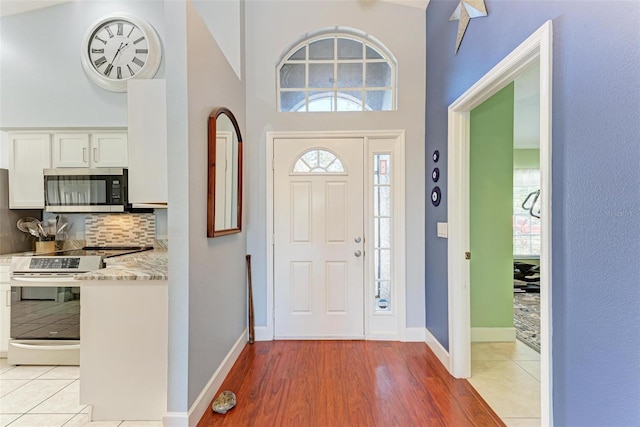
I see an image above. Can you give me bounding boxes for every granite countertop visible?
[1,242,168,280]
[75,249,168,281]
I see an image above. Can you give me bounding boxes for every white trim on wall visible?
[470,327,516,342]
[425,327,450,371]
[265,130,406,342]
[446,20,553,426]
[162,329,247,427]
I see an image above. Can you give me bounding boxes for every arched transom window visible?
[278,31,397,112]
[292,149,346,174]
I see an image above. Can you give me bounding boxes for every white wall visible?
[0,1,165,128]
[245,0,426,328]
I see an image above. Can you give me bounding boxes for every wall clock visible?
[81,13,162,92]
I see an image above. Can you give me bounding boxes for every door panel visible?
[274,138,364,338]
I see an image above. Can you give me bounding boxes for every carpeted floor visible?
[513,292,540,353]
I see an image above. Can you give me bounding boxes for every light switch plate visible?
[437,222,448,238]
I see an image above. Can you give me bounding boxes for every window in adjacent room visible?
[278,31,397,112]
[513,168,541,257]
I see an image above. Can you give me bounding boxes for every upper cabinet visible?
[127,80,168,208]
[52,132,127,168]
[9,130,127,209]
[9,133,52,209]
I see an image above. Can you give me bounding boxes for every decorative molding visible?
[266,130,407,341]
[162,329,247,427]
[405,327,426,342]
[471,327,516,342]
[447,20,553,425]
[254,326,272,342]
[425,328,450,371]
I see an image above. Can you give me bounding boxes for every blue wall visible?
[425,1,640,425]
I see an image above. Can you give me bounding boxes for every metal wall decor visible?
[431,187,442,207]
[449,0,488,54]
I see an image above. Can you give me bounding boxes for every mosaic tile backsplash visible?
[85,213,156,247]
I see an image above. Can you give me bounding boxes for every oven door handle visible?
[10,342,80,351]
[10,276,77,283]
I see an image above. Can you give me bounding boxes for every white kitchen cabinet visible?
[80,279,167,420]
[127,80,167,207]
[1,267,10,357]
[8,133,51,209]
[52,132,127,168]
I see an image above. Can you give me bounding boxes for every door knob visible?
[354,250,362,257]
[354,236,362,243]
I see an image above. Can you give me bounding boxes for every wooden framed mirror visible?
[207,107,243,237]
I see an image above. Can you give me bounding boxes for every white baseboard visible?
[162,328,247,427]
[254,326,272,341]
[425,328,450,371]
[471,327,516,342]
[404,327,426,342]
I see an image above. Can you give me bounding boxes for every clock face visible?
[81,14,161,92]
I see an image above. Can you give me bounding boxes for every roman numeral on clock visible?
[117,23,123,36]
[94,56,107,67]
[105,26,114,38]
[135,49,148,54]
[133,36,145,45]
[94,36,107,45]
[91,48,104,54]
[127,64,135,76]
[127,26,135,38]
[117,66,122,79]
[104,64,113,76]
[132,57,145,68]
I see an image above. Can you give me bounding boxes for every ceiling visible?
[0,0,73,17]
[0,0,429,18]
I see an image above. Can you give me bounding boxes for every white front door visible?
[274,138,364,338]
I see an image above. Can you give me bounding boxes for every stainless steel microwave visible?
[44,168,128,212]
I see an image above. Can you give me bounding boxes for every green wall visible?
[514,149,540,169]
[470,83,514,328]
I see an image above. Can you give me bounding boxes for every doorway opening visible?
[446,21,553,425]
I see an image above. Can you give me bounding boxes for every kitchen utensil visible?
[25,222,40,238]
[56,223,68,234]
[17,217,39,233]
[37,221,47,237]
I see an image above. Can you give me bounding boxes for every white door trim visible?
[447,20,553,425]
[266,130,406,341]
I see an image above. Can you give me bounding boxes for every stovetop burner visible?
[10,246,154,275]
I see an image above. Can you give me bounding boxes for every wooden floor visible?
[198,341,504,426]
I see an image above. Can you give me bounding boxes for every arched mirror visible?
[207,107,243,237]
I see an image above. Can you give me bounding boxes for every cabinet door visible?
[127,80,167,206]
[9,133,51,208]
[52,133,90,167]
[91,133,128,167]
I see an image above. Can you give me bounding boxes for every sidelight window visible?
[373,153,392,311]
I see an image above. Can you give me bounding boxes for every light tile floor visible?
[469,341,541,427]
[0,359,162,427]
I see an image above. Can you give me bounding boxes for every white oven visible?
[9,246,152,365]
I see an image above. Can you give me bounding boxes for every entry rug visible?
[513,293,540,353]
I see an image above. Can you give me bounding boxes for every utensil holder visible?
[35,237,56,254]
